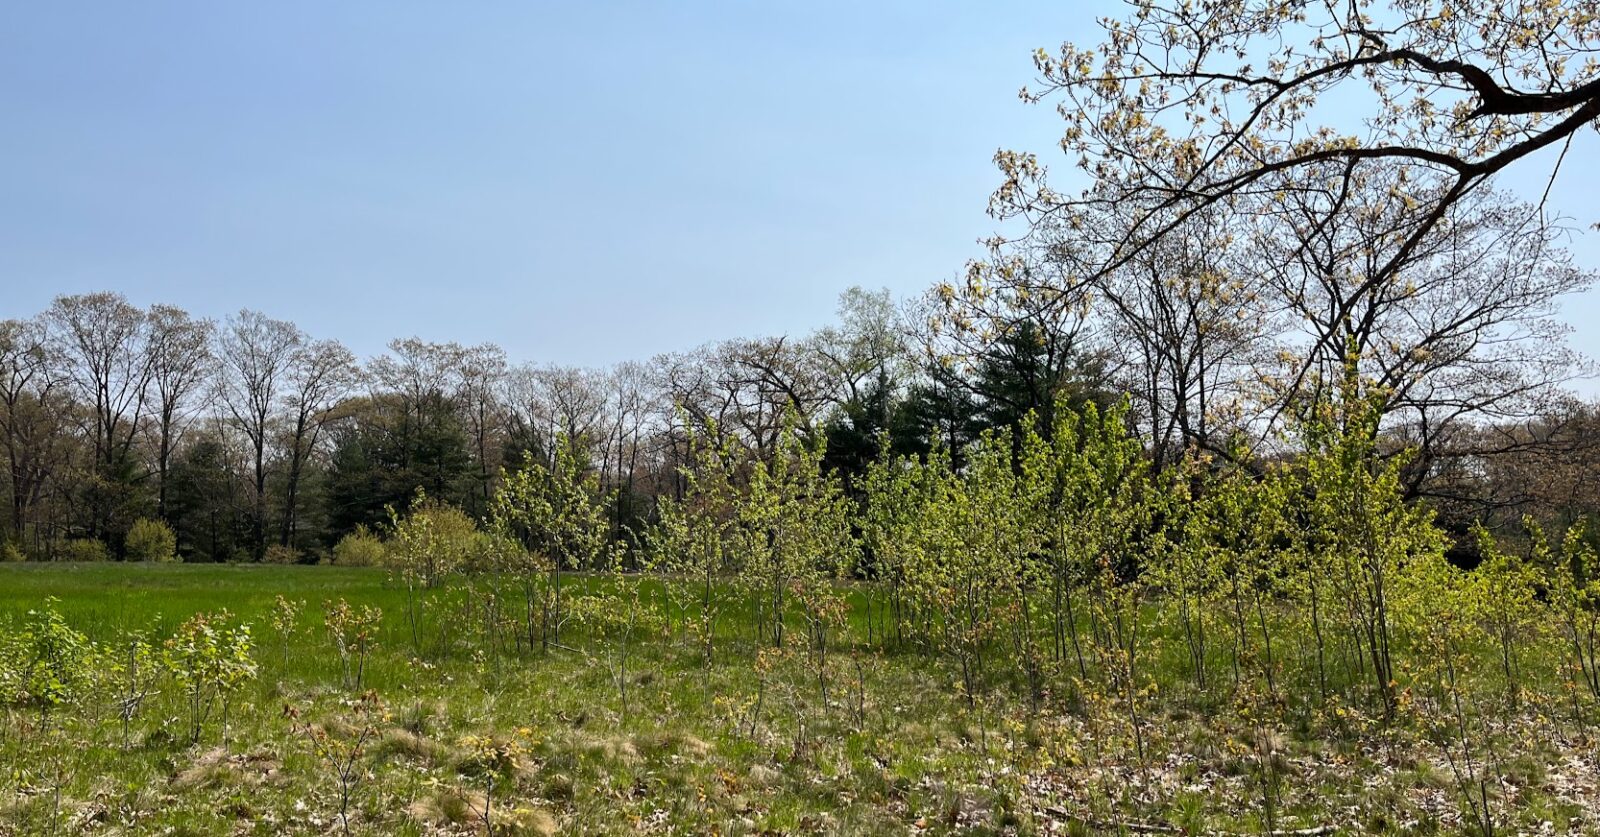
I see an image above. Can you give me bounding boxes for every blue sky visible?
[3,2,1598,372]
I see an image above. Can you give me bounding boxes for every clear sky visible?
[3,2,1598,371]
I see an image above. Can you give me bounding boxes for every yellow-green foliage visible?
[324,598,382,690]
[1,598,95,714]
[386,492,482,587]
[1545,519,1600,699]
[263,544,302,565]
[489,434,613,648]
[646,420,745,665]
[125,518,179,562]
[56,538,109,563]
[733,416,857,648]
[11,387,1600,835]
[332,526,387,567]
[163,610,258,743]
[492,434,611,575]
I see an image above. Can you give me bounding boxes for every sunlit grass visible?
[1,563,1595,835]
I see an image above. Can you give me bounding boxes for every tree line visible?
[2,261,1594,567]
[0,287,1090,562]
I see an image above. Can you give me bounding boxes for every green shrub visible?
[163,610,257,743]
[464,529,524,574]
[6,598,95,717]
[264,544,303,565]
[259,547,300,566]
[1,541,25,563]
[386,493,482,586]
[125,518,178,562]
[56,538,109,563]
[332,526,387,567]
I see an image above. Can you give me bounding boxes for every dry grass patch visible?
[170,747,280,791]
[373,727,454,765]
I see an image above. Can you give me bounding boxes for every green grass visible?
[0,564,1016,836]
[1,564,1596,835]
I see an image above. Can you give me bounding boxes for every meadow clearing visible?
[2,558,1597,836]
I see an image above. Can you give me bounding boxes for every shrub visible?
[324,598,382,690]
[107,631,160,747]
[6,598,95,720]
[463,529,524,575]
[264,544,303,565]
[269,596,303,669]
[333,526,387,567]
[386,493,481,586]
[164,610,258,743]
[125,518,178,562]
[56,538,109,563]
[1,541,25,563]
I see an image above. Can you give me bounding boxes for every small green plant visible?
[124,518,178,562]
[5,598,94,724]
[646,419,743,670]
[386,491,480,654]
[570,552,660,724]
[733,416,857,651]
[269,596,303,671]
[163,610,258,743]
[107,630,161,748]
[1547,519,1600,703]
[386,492,479,588]
[457,733,528,836]
[490,435,613,653]
[324,598,382,690]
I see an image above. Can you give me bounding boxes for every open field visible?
[3,563,1597,836]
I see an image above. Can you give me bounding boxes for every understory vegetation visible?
[5,387,1600,836]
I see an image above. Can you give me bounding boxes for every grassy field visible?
[1,563,1596,835]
